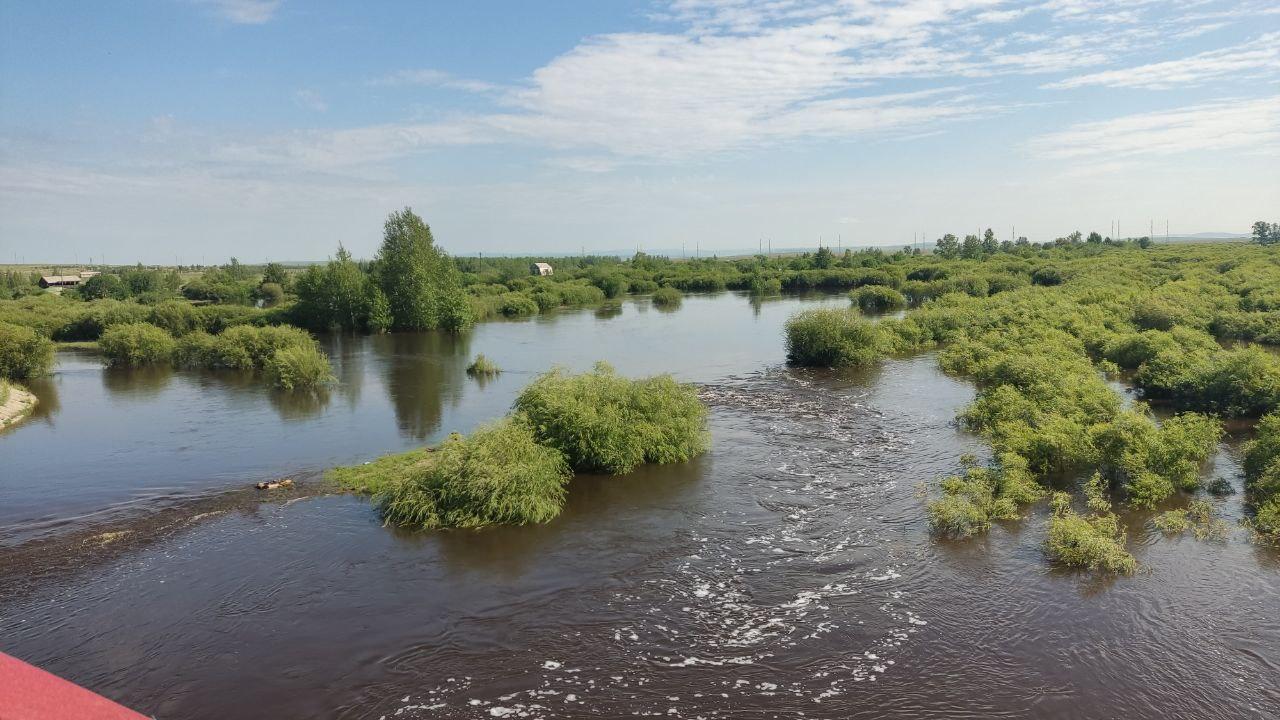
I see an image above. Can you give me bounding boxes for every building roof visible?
[532,262,553,270]
[40,275,84,284]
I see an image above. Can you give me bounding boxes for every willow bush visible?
[379,417,572,529]
[98,322,176,366]
[784,308,887,368]
[0,321,54,379]
[514,363,709,474]
[850,285,906,312]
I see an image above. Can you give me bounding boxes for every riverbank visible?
[0,383,36,430]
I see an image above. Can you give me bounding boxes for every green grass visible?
[329,446,434,497]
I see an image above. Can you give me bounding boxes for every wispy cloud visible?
[368,69,497,93]
[196,0,282,25]
[293,89,327,113]
[1027,95,1280,159]
[1046,32,1280,89]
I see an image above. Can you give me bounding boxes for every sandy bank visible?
[0,385,37,430]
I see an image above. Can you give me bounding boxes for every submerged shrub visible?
[467,353,501,376]
[98,322,176,366]
[514,363,709,474]
[496,293,539,317]
[0,321,54,379]
[263,344,335,391]
[651,286,683,307]
[850,285,906,312]
[1045,493,1136,574]
[784,308,886,367]
[927,453,1043,538]
[380,417,571,529]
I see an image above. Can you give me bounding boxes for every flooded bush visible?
[784,308,886,368]
[0,321,54,379]
[1153,500,1227,540]
[466,354,501,376]
[379,417,571,529]
[1045,493,1136,574]
[98,323,177,367]
[263,345,335,391]
[850,285,906,312]
[496,293,539,317]
[651,286,683,307]
[147,300,201,336]
[927,454,1043,538]
[1091,409,1221,507]
[747,275,782,296]
[514,363,709,474]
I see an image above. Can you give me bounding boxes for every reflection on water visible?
[372,331,472,440]
[0,292,851,540]
[0,292,1278,719]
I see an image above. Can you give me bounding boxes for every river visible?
[1,291,1277,719]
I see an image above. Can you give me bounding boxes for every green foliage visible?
[784,308,886,367]
[147,300,200,336]
[375,208,471,331]
[850,285,906,312]
[496,293,539,317]
[263,344,335,391]
[651,286,683,307]
[1153,500,1227,540]
[1031,266,1063,286]
[98,322,177,366]
[291,246,377,331]
[0,321,54,379]
[1045,493,1137,574]
[927,453,1043,537]
[467,353,501,376]
[379,417,571,529]
[514,363,709,474]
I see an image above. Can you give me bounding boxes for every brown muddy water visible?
[1,292,1278,720]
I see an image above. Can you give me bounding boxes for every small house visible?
[39,274,85,288]
[530,262,554,276]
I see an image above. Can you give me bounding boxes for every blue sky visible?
[1,0,1277,262]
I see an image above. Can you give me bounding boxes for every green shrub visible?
[747,275,782,296]
[927,454,1042,537]
[1031,266,1063,286]
[98,323,176,366]
[514,363,709,474]
[850,285,906,312]
[148,300,200,336]
[379,417,571,529]
[467,353,501,376]
[329,447,433,497]
[784,308,886,367]
[0,321,55,379]
[651,286,683,307]
[263,344,335,391]
[1045,493,1136,574]
[496,293,539,317]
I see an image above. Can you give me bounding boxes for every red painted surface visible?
[0,652,148,720]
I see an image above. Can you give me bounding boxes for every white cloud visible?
[1027,95,1280,159]
[369,69,497,93]
[293,89,327,113]
[1046,32,1280,89]
[197,0,282,25]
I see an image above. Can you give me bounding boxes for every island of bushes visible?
[783,240,1280,572]
[330,363,709,529]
